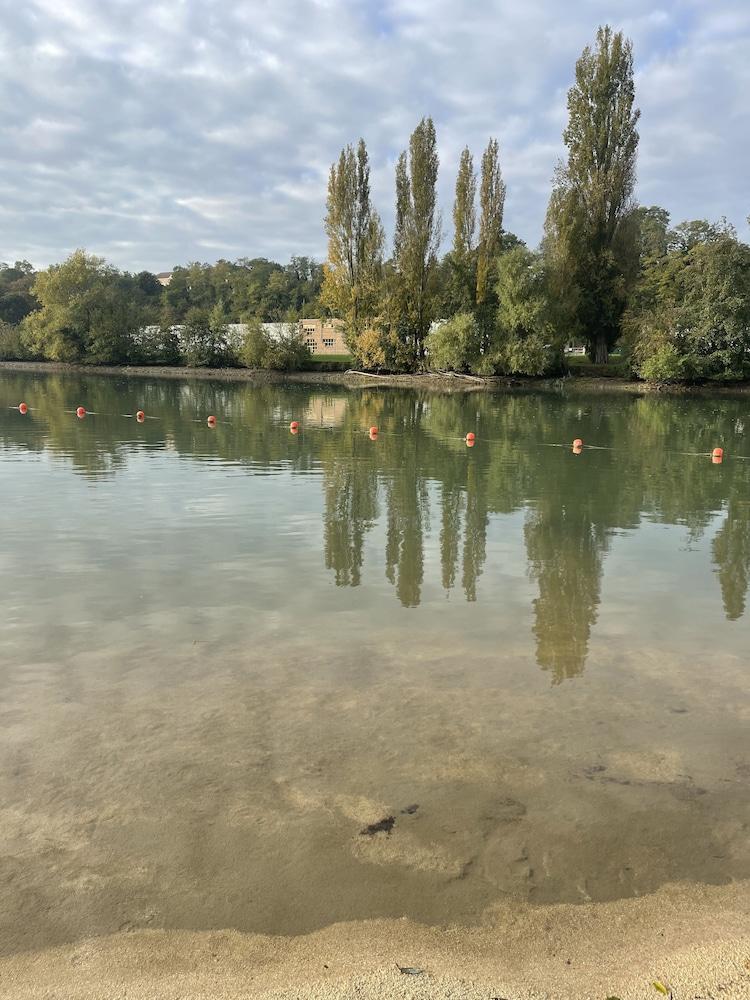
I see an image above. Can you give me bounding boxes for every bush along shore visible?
[2,25,749,384]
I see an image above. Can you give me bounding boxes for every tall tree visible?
[476,138,506,307]
[392,117,441,361]
[321,139,384,342]
[451,146,477,311]
[544,25,640,364]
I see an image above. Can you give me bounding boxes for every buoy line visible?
[5,401,736,460]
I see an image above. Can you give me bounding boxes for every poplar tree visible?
[476,138,506,307]
[322,138,384,341]
[392,117,441,361]
[451,146,477,311]
[545,25,640,364]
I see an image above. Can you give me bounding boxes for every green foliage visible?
[392,117,441,362]
[180,306,235,368]
[8,248,324,371]
[493,247,559,375]
[425,313,481,372]
[239,318,269,368]
[22,250,137,363]
[638,346,698,382]
[264,329,312,371]
[131,325,181,365]
[425,248,560,377]
[353,322,412,372]
[0,261,37,326]
[628,222,750,381]
[545,25,640,363]
[162,256,324,325]
[451,147,477,313]
[240,320,311,371]
[0,319,28,360]
[476,137,506,308]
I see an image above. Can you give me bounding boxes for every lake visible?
[1,370,748,956]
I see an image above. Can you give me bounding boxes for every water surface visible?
[1,371,748,954]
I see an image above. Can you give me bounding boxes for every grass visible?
[307,354,354,372]
[308,354,353,364]
[566,354,632,378]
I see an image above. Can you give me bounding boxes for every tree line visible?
[0,255,325,368]
[2,24,748,381]
[323,25,750,382]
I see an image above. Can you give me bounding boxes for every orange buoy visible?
[712,447,724,459]
[136,410,145,422]
[18,402,28,415]
[207,415,217,427]
[572,444,583,455]
[466,431,476,443]
[712,453,723,465]
[573,438,583,448]
[369,426,378,435]
[466,438,476,448]
[290,421,299,432]
[76,406,86,418]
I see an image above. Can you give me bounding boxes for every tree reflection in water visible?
[1,372,748,682]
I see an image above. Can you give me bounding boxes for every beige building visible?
[299,318,349,355]
[156,271,173,287]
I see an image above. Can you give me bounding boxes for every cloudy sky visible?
[1,0,748,273]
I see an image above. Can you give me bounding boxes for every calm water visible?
[1,370,748,954]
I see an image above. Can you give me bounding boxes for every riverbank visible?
[3,359,750,395]
[1,880,747,1000]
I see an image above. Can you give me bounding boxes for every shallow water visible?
[1,371,748,954]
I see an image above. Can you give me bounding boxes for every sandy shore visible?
[3,358,750,395]
[1,880,748,999]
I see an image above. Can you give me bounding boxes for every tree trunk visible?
[592,335,609,365]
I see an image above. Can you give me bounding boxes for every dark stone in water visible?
[397,965,423,975]
[360,816,395,836]
[401,804,419,815]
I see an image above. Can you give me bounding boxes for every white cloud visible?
[0,0,747,271]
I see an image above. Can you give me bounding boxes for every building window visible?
[305,339,317,352]
[322,338,335,348]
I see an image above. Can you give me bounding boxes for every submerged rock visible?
[360,816,395,836]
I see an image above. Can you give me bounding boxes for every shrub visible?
[424,312,480,372]
[239,319,269,368]
[0,321,27,360]
[180,307,235,367]
[264,330,311,370]
[240,320,311,371]
[639,346,706,383]
[353,324,412,372]
[130,325,181,365]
